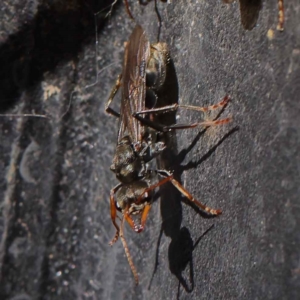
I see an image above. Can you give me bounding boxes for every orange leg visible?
[277,0,284,31]
[140,204,152,230]
[124,211,136,231]
[169,177,222,215]
[135,95,230,115]
[133,95,231,131]
[167,117,232,130]
[123,203,152,233]
[136,176,172,203]
[179,95,230,112]
[109,185,121,246]
[137,172,222,215]
[124,0,135,20]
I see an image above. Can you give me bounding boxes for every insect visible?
[223,0,284,31]
[106,24,231,284]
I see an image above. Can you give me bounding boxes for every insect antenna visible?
[120,215,139,285]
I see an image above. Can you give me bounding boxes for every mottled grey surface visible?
[0,0,299,299]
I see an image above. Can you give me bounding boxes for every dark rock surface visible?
[0,0,299,299]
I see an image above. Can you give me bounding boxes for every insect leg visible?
[139,203,152,230]
[136,95,229,115]
[133,95,231,131]
[157,170,222,215]
[124,211,136,231]
[277,0,284,31]
[119,215,139,285]
[109,184,122,246]
[162,117,232,130]
[137,171,221,215]
[133,113,231,132]
[105,73,122,118]
[132,203,152,233]
[124,0,135,20]
[136,175,173,204]
[133,113,167,131]
[178,95,230,112]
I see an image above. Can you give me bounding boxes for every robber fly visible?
[106,24,231,284]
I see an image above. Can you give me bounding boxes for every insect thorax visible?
[110,136,146,184]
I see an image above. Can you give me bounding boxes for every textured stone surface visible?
[0,0,299,299]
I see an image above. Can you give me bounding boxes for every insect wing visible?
[118,25,151,144]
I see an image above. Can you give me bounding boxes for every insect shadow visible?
[147,56,238,292]
[224,0,262,30]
